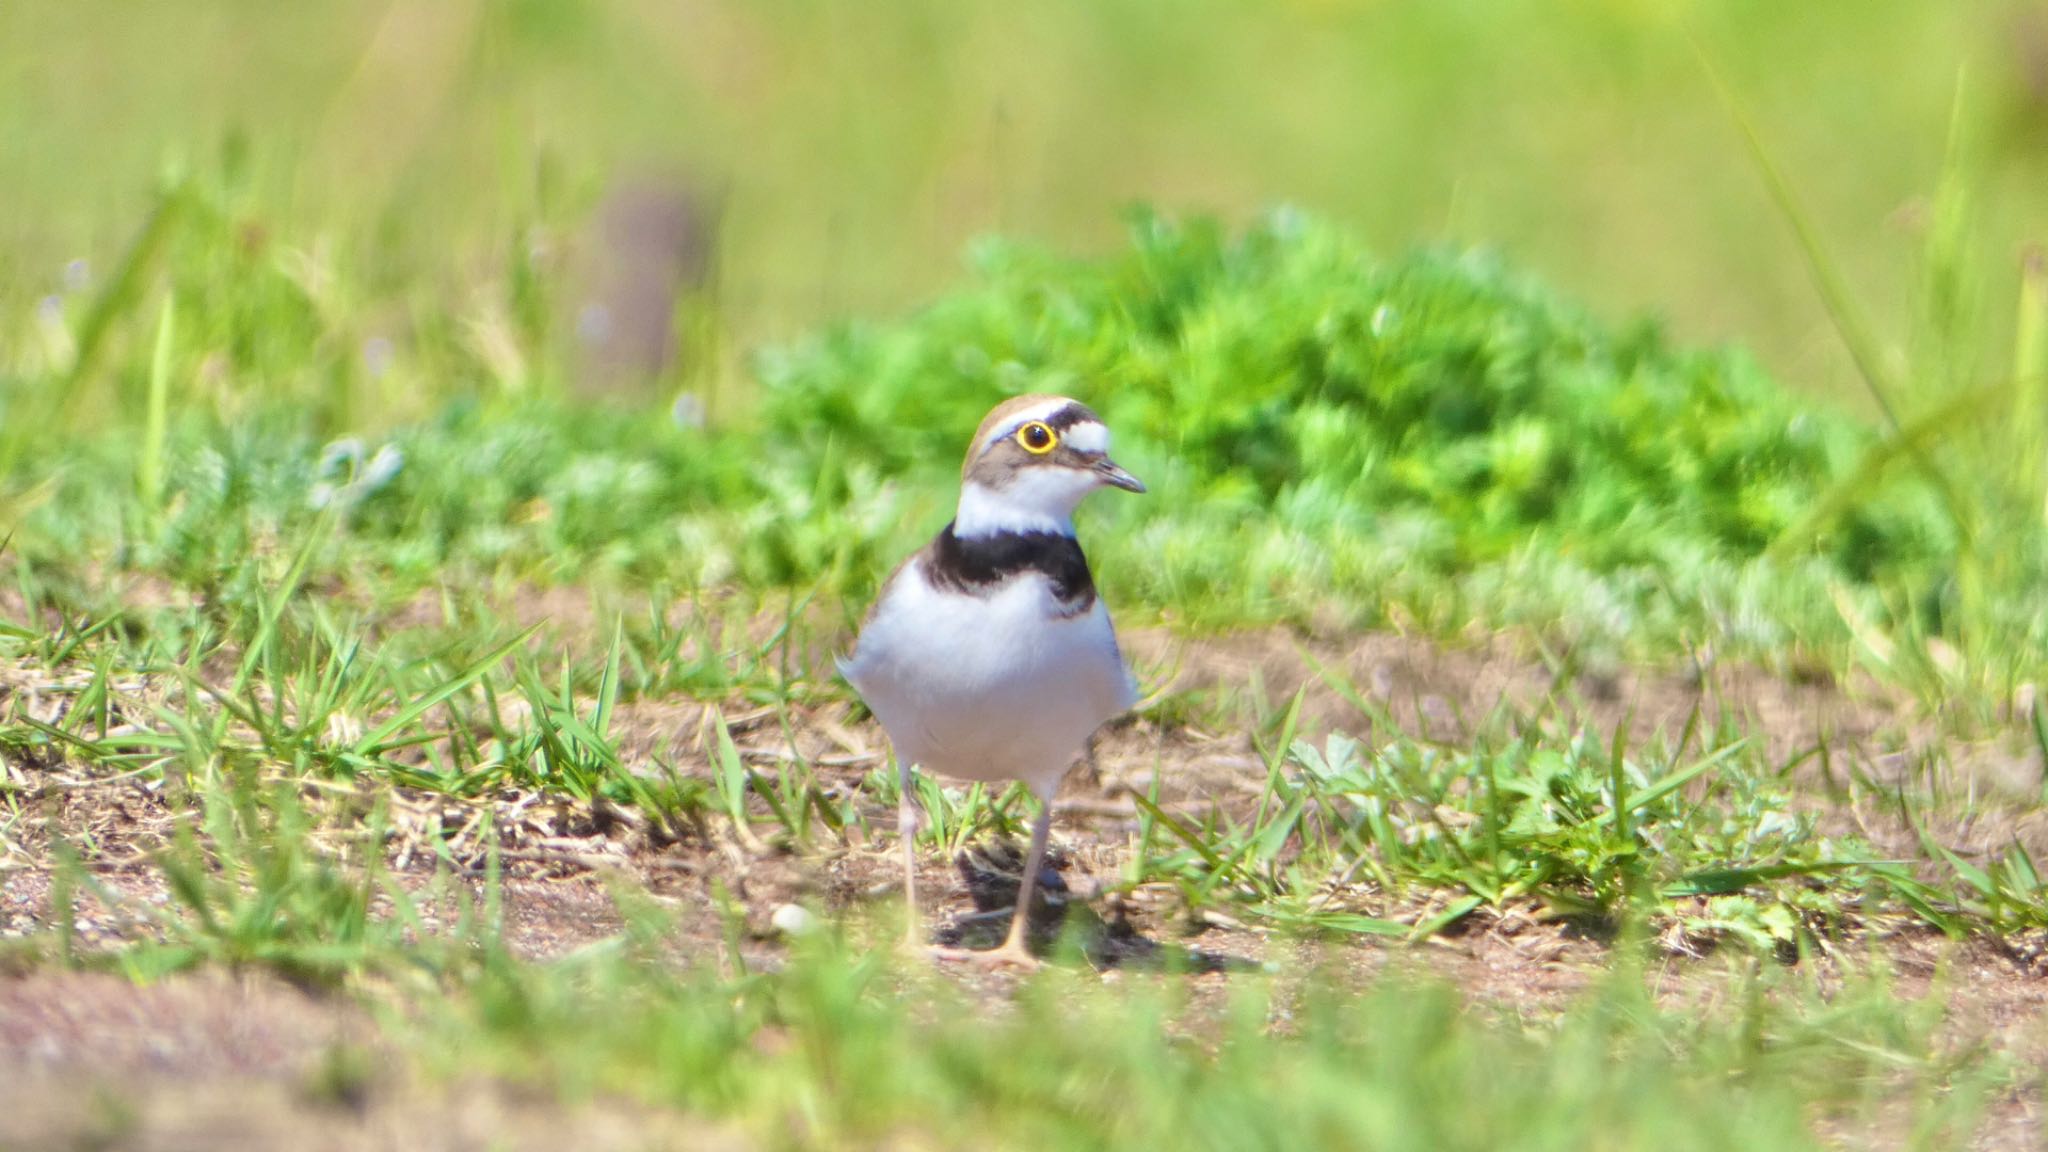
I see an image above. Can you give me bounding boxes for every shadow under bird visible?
[838,395,1145,967]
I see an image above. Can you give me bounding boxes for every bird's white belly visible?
[841,564,1135,797]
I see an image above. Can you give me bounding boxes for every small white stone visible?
[770,903,816,937]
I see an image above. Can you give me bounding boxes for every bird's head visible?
[954,394,1145,538]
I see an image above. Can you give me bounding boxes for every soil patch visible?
[0,967,741,1152]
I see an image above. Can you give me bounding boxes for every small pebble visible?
[770,903,816,937]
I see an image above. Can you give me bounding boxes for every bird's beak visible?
[1095,457,1146,494]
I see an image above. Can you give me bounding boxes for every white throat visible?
[954,474,1094,538]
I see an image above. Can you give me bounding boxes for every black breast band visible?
[924,523,1098,616]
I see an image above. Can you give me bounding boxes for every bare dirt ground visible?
[0,967,743,1152]
[5,620,2048,1149]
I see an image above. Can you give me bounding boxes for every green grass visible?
[27,767,2015,1150]
[20,688,2022,1146]
[3,485,2040,955]
[6,181,2048,950]
[10,197,2044,700]
[421,933,1998,1152]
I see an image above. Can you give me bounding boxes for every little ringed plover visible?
[839,394,1144,966]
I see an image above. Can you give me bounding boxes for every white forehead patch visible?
[1062,420,1109,454]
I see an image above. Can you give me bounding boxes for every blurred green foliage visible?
[0,1,2039,400]
[757,210,1960,581]
[3,1,2046,686]
[17,208,2029,687]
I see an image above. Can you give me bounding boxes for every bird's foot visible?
[925,940,1041,971]
[897,932,925,963]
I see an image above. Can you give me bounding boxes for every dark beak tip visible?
[1099,461,1146,494]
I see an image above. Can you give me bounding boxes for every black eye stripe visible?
[996,403,1100,445]
[982,402,1105,456]
[1041,403,1100,433]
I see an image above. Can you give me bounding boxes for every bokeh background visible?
[3,0,2043,411]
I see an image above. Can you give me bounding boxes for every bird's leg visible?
[926,790,1054,970]
[982,793,1053,968]
[898,757,923,951]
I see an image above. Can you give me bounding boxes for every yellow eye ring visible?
[1016,421,1058,455]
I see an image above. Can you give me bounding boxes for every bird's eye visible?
[1016,421,1057,454]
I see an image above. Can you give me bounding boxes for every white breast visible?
[839,559,1137,799]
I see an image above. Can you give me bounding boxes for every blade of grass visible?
[1628,740,1750,814]
[139,292,175,517]
[1695,41,1976,550]
[353,626,539,755]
